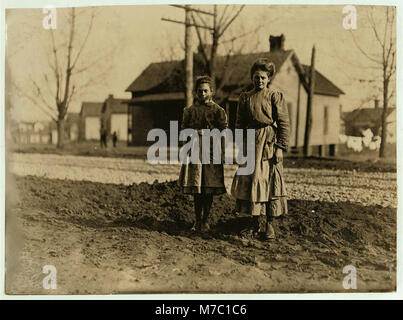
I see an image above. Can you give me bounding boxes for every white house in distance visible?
[125,34,344,155]
[342,99,396,144]
[66,113,80,142]
[14,121,50,144]
[79,102,103,141]
[79,97,130,143]
[101,94,130,141]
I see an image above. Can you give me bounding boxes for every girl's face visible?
[253,70,270,90]
[196,83,212,104]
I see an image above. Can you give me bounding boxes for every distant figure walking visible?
[112,131,118,148]
[100,127,108,148]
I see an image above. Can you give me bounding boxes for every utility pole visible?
[184,6,193,108]
[303,45,316,157]
[162,5,214,108]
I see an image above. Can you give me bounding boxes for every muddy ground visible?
[5,153,397,294]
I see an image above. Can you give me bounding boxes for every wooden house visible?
[79,102,103,141]
[101,95,130,141]
[125,34,344,155]
[343,101,396,143]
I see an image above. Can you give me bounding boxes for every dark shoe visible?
[257,215,267,233]
[262,223,276,240]
[191,221,201,232]
[200,221,210,233]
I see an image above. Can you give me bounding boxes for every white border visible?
[1,0,401,300]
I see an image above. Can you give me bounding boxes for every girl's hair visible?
[195,75,214,92]
[250,58,276,82]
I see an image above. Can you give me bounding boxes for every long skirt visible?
[178,133,226,195]
[231,126,287,217]
[179,163,226,195]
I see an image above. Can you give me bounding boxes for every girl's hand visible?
[274,147,283,164]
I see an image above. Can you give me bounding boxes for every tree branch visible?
[218,6,237,36]
[192,13,209,64]
[66,84,76,109]
[50,28,61,104]
[368,8,384,51]
[31,78,56,113]
[383,7,390,55]
[221,25,262,44]
[350,30,383,64]
[43,72,55,100]
[215,45,234,95]
[194,11,210,30]
[386,50,396,80]
[71,8,96,70]
[13,79,58,122]
[217,5,230,29]
[385,9,395,76]
[387,88,395,102]
[61,7,75,113]
[218,5,245,38]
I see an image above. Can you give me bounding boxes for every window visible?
[324,106,329,135]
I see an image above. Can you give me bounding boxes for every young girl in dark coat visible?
[178,76,228,233]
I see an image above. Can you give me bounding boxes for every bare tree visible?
[191,5,260,101]
[158,31,184,62]
[12,7,117,148]
[49,8,94,148]
[351,6,396,158]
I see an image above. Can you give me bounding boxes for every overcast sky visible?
[5,4,395,122]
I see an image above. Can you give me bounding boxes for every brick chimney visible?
[269,34,285,52]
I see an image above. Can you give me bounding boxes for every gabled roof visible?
[105,97,130,114]
[344,107,396,125]
[126,49,344,99]
[131,92,184,103]
[126,61,181,92]
[80,102,103,117]
[301,65,344,96]
[218,50,294,88]
[125,50,293,94]
[66,112,80,123]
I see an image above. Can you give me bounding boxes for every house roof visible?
[126,49,344,98]
[130,92,185,103]
[345,107,395,122]
[105,97,130,114]
[66,112,81,123]
[125,50,293,94]
[218,50,294,88]
[80,102,103,117]
[126,61,181,92]
[301,65,344,96]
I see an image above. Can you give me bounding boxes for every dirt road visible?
[6,153,397,294]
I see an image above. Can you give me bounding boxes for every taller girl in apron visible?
[231,58,290,240]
